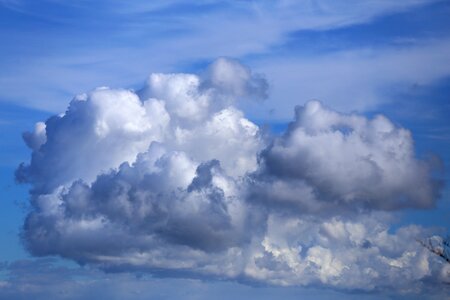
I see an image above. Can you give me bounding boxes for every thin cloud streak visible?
[0,0,445,113]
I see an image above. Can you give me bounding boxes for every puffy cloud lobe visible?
[171,107,261,177]
[259,100,441,211]
[246,214,442,290]
[22,122,46,151]
[140,73,210,123]
[17,88,169,194]
[25,150,248,257]
[202,57,269,101]
[17,59,446,292]
[138,57,268,125]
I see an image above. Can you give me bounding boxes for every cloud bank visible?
[17,58,447,292]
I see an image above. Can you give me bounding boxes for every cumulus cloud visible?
[257,100,442,212]
[16,58,446,293]
[202,57,269,101]
[17,88,169,194]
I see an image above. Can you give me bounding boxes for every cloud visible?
[256,100,442,212]
[16,59,447,293]
[201,57,269,101]
[7,259,444,300]
[256,39,450,118]
[16,58,266,194]
[16,88,169,194]
[0,0,444,113]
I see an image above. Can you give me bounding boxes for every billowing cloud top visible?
[17,58,447,292]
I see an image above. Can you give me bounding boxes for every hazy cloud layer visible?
[6,259,444,300]
[17,59,447,292]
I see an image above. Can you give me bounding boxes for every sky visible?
[0,0,450,299]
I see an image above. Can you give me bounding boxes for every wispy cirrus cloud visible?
[0,0,447,114]
[253,38,450,120]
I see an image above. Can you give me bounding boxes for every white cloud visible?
[246,214,441,290]
[17,88,169,193]
[258,100,441,211]
[16,59,447,293]
[256,39,450,119]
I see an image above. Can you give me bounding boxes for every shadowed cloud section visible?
[258,100,442,211]
[16,59,448,293]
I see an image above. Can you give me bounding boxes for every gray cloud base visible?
[17,59,447,292]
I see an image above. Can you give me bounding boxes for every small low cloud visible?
[16,58,447,293]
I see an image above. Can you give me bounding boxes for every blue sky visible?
[1,0,450,299]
